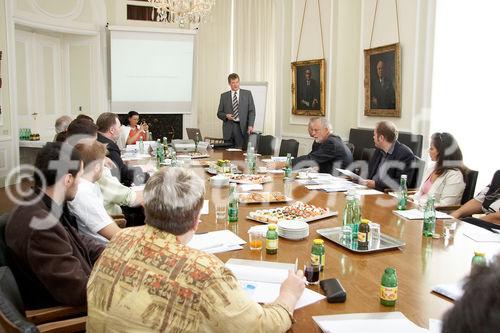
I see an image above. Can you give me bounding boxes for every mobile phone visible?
[320,278,347,303]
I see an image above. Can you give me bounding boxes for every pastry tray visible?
[316,227,405,253]
[247,211,337,224]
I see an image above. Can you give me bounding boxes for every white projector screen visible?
[110,28,195,114]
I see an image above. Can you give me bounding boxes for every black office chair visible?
[461,169,479,204]
[0,214,10,267]
[278,139,299,158]
[256,135,275,156]
[361,148,375,162]
[408,157,426,189]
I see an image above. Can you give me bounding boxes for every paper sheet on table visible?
[201,200,209,215]
[463,227,500,242]
[306,182,364,192]
[313,312,428,333]
[431,281,464,301]
[428,319,442,333]
[393,209,453,220]
[344,189,383,196]
[188,230,246,254]
[226,259,325,310]
[336,168,363,182]
[226,148,242,151]
[239,184,264,192]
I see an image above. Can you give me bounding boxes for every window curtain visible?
[195,0,232,138]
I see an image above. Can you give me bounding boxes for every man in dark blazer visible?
[362,121,415,191]
[293,117,353,174]
[96,112,146,186]
[217,73,256,148]
[6,142,104,308]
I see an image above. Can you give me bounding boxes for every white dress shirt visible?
[68,178,114,244]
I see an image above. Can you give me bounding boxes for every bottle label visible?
[358,232,367,243]
[380,286,398,301]
[311,253,320,265]
[266,239,277,250]
[320,254,325,268]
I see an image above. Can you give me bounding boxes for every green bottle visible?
[471,251,487,274]
[397,174,408,210]
[138,137,144,154]
[228,183,239,223]
[357,218,370,248]
[380,267,398,306]
[266,224,278,255]
[423,196,436,237]
[311,239,325,271]
[284,153,293,179]
[246,145,256,174]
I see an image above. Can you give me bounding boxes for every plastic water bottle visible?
[247,146,256,174]
[228,183,239,223]
[284,153,293,179]
[138,137,145,154]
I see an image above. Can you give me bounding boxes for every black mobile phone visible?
[320,278,347,303]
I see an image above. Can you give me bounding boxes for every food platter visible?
[238,192,293,204]
[177,152,209,159]
[229,174,273,184]
[247,201,337,224]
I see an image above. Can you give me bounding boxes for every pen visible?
[295,258,298,273]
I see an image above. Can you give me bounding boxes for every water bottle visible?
[228,183,239,223]
[397,175,408,210]
[138,137,145,154]
[284,153,293,179]
[351,190,361,239]
[247,146,256,174]
[342,194,354,240]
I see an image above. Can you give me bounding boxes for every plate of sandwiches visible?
[238,192,293,204]
[229,174,273,184]
[247,201,337,224]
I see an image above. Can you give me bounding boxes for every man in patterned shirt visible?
[87,167,305,332]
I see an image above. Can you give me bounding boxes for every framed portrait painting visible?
[291,59,325,116]
[364,43,401,117]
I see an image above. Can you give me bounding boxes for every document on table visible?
[226,148,242,151]
[463,227,500,242]
[336,168,363,182]
[188,230,245,254]
[431,281,464,301]
[225,259,325,309]
[313,312,428,333]
[344,189,383,196]
[393,209,453,220]
[306,181,364,192]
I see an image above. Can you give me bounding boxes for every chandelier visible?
[147,0,216,28]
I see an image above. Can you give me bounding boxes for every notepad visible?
[188,230,246,254]
[393,209,453,220]
[225,259,325,309]
[313,312,428,333]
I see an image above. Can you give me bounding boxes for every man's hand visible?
[361,179,375,189]
[140,122,149,133]
[226,114,234,121]
[247,126,253,135]
[312,99,319,107]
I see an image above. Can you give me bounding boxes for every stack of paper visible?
[188,230,246,254]
[431,281,464,301]
[393,209,453,220]
[336,168,363,182]
[225,259,325,309]
[313,312,428,333]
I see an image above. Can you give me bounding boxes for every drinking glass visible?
[443,220,457,239]
[215,203,227,223]
[304,263,320,285]
[248,231,263,251]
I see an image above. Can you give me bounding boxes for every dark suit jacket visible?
[299,78,320,109]
[368,140,415,191]
[293,134,353,174]
[370,76,395,109]
[217,89,256,141]
[97,133,144,186]
[5,191,104,309]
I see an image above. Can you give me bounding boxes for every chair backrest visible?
[0,266,38,333]
[0,214,10,268]
[348,128,424,160]
[278,139,299,158]
[408,156,426,189]
[461,169,479,204]
[256,135,275,156]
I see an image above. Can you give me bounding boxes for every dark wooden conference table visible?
[141,150,499,331]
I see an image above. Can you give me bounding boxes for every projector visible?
[172,140,209,152]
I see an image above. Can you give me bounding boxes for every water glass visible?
[443,220,457,239]
[248,231,263,251]
[304,263,320,285]
[342,225,352,241]
[369,222,381,241]
[215,203,227,223]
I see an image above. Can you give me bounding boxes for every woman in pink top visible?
[413,133,467,206]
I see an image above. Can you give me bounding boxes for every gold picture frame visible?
[291,59,326,116]
[364,43,401,117]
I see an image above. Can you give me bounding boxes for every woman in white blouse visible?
[413,132,466,207]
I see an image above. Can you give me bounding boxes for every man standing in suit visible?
[217,73,256,148]
[361,121,415,191]
[370,60,395,109]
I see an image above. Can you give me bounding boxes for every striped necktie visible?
[232,91,239,120]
